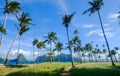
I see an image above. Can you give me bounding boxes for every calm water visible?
[0,61,33,65]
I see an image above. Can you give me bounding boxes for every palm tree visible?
[110,50,118,62]
[73,29,79,36]
[54,42,64,62]
[85,43,93,62]
[16,26,29,65]
[0,0,21,48]
[62,12,75,68]
[102,44,108,62]
[4,12,32,64]
[36,41,45,63]
[83,0,115,66]
[32,38,39,63]
[115,47,119,52]
[102,49,108,62]
[72,36,81,63]
[44,32,57,63]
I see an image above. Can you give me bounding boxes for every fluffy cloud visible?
[108,13,120,22]
[82,24,96,28]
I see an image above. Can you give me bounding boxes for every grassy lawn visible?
[70,62,120,76]
[0,62,71,76]
[0,62,120,76]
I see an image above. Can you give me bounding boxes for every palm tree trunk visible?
[105,53,108,62]
[97,10,115,66]
[114,55,118,62]
[66,27,74,68]
[50,41,52,63]
[33,46,35,63]
[16,36,21,65]
[4,28,21,65]
[0,13,7,48]
[79,51,82,64]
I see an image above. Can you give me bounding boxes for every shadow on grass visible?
[6,67,64,76]
[70,67,120,76]
[4,65,28,68]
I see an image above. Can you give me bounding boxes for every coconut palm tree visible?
[102,49,108,62]
[0,0,21,48]
[4,12,32,64]
[36,41,45,63]
[73,29,79,36]
[85,43,93,62]
[72,36,81,63]
[16,26,29,65]
[32,38,39,63]
[53,42,64,62]
[83,0,115,66]
[115,47,119,52]
[111,50,118,62]
[62,12,75,68]
[44,32,57,63]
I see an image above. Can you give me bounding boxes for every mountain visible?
[0,57,4,61]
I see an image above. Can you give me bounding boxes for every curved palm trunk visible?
[4,28,21,65]
[16,36,21,65]
[0,13,7,48]
[66,27,74,68]
[97,10,115,66]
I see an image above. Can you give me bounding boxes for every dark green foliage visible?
[0,25,6,34]
[70,68,120,76]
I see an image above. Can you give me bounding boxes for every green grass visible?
[0,62,71,76]
[0,62,120,76]
[70,62,120,76]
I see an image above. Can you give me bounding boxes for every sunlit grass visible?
[70,62,120,76]
[0,62,72,76]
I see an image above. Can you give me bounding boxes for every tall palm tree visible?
[36,41,45,63]
[85,43,93,62]
[62,12,75,68]
[73,36,81,63]
[83,0,115,66]
[0,0,21,48]
[32,38,39,63]
[4,12,32,64]
[102,49,108,62]
[53,42,64,62]
[102,44,108,62]
[111,50,117,62]
[44,32,57,63]
[16,26,29,65]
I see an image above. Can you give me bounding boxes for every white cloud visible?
[86,29,101,36]
[82,24,95,28]
[57,0,69,13]
[86,27,114,38]
[108,13,120,22]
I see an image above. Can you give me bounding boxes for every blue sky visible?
[0,0,120,60]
